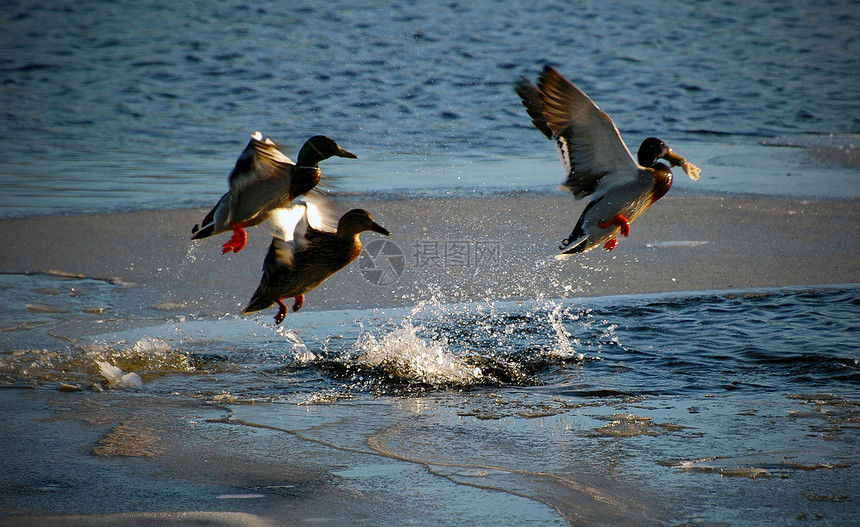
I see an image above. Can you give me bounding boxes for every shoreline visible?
[0,194,860,326]
[0,193,858,320]
[4,137,860,220]
[4,184,860,223]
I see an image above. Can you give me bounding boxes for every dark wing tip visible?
[515,76,553,141]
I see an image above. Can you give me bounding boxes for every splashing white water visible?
[274,326,315,362]
[543,301,583,360]
[351,322,484,386]
[337,297,588,388]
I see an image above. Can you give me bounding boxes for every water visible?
[1,275,859,524]
[1,0,859,217]
[8,275,860,401]
[3,276,858,400]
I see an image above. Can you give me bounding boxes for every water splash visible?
[350,322,484,387]
[310,297,592,392]
[0,336,196,388]
[273,325,315,363]
[543,301,583,361]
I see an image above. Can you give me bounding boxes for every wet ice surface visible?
[1,273,858,525]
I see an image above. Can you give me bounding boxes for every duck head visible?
[297,136,358,166]
[637,137,701,180]
[337,209,390,238]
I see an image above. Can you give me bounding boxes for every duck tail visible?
[242,291,274,315]
[191,192,229,239]
[555,197,603,258]
[191,222,215,239]
[556,230,589,258]
[556,203,591,257]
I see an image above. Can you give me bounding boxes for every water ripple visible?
[1,0,859,215]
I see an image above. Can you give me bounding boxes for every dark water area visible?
[0,0,859,216]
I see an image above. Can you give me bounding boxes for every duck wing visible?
[515,78,553,141]
[226,132,296,224]
[528,66,640,200]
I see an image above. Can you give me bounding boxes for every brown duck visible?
[242,200,390,324]
[191,132,357,254]
[516,66,700,255]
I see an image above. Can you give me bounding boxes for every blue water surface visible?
[0,0,859,216]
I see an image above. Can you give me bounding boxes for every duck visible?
[516,66,700,256]
[191,132,358,254]
[242,199,390,324]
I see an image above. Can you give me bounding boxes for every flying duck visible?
[191,132,358,254]
[242,199,390,324]
[516,66,700,255]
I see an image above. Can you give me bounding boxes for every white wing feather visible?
[268,196,335,267]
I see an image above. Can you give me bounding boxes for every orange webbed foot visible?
[599,214,631,237]
[274,299,287,325]
[604,238,618,251]
[222,223,248,254]
[618,215,631,237]
[293,294,304,312]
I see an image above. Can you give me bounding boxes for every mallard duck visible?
[191,132,358,254]
[242,199,390,324]
[516,66,700,256]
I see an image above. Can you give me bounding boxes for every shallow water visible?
[3,275,858,401]
[1,0,859,217]
[1,273,858,524]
